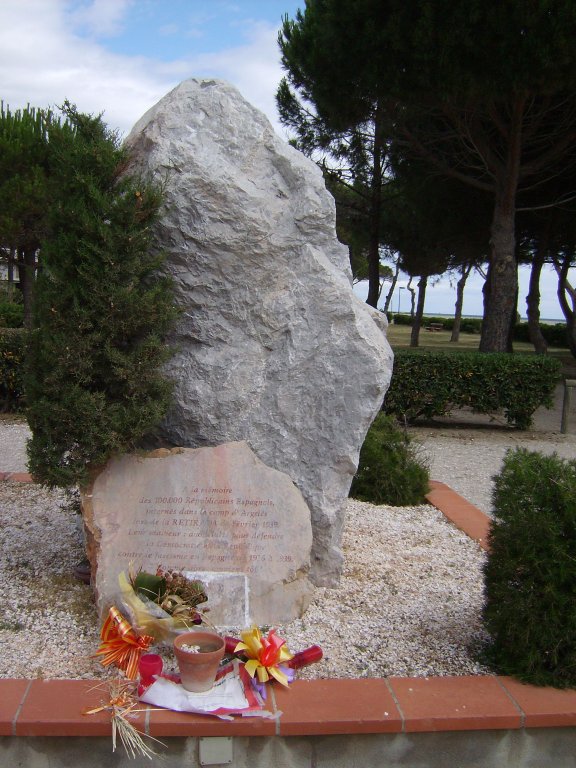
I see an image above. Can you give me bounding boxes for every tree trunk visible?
[17,248,37,329]
[366,105,384,308]
[526,247,548,354]
[506,282,519,353]
[556,254,576,358]
[410,275,428,348]
[382,256,401,313]
[8,248,15,284]
[450,263,472,342]
[479,197,518,352]
[406,276,416,318]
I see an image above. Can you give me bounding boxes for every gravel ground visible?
[0,393,574,680]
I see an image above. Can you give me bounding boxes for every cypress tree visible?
[25,104,177,488]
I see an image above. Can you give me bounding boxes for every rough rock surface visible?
[125,79,392,585]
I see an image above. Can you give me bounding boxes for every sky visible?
[0,0,569,321]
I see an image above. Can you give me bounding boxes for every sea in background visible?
[411,312,565,325]
[356,263,570,322]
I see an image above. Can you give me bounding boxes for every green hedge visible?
[383,350,561,429]
[513,321,568,348]
[483,449,576,687]
[389,313,482,333]
[389,314,568,346]
[0,329,26,411]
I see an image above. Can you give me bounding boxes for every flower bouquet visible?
[118,566,209,642]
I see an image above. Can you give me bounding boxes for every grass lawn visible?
[386,323,576,378]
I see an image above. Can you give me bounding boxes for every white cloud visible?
[0,1,166,133]
[69,0,135,37]
[0,1,287,137]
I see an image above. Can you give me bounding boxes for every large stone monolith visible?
[125,78,393,585]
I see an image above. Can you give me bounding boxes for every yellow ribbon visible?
[94,607,154,680]
[234,626,293,686]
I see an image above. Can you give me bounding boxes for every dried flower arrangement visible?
[130,567,208,625]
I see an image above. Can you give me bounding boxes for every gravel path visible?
[0,393,574,680]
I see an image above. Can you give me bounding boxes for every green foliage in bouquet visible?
[131,568,208,625]
[350,413,430,506]
[483,448,576,687]
[132,571,166,602]
[25,103,177,488]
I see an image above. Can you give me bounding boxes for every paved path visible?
[409,383,576,514]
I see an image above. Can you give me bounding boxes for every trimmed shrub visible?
[350,413,430,506]
[0,300,24,328]
[390,312,414,326]
[0,329,26,411]
[383,350,560,429]
[483,449,576,687]
[459,317,482,334]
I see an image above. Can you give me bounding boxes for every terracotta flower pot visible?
[173,631,225,692]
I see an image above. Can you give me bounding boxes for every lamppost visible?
[397,287,405,315]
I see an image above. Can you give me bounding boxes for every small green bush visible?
[350,413,430,506]
[384,350,560,429]
[391,312,414,326]
[0,300,24,328]
[483,449,576,687]
[459,318,482,334]
[0,329,26,411]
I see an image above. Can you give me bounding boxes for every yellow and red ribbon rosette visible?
[234,626,293,687]
[94,607,154,680]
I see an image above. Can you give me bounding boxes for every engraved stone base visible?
[82,442,314,625]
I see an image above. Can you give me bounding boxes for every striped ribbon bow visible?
[95,606,154,680]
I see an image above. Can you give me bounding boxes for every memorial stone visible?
[124,78,393,587]
[82,442,313,625]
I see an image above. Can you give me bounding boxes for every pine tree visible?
[278,0,576,352]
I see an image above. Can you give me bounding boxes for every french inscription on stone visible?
[82,442,314,625]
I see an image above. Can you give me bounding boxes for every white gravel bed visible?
[0,480,489,680]
[275,499,489,679]
[0,482,105,679]
[0,416,30,472]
